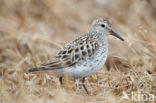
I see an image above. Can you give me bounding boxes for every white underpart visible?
[49,37,108,78]
[68,46,108,78]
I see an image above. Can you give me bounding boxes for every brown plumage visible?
[28,34,99,72]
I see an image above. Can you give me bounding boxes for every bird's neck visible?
[98,34,108,47]
[88,31,108,47]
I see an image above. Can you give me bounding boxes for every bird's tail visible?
[28,67,42,72]
[28,66,52,72]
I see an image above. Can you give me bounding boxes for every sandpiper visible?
[28,18,124,94]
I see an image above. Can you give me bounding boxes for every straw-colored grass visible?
[0,0,156,103]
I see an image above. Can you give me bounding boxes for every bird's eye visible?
[101,24,105,28]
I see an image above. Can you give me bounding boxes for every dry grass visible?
[0,0,156,103]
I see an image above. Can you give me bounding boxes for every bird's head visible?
[89,18,124,41]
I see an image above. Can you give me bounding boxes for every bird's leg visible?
[82,77,89,94]
[59,77,63,85]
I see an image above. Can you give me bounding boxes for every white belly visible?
[69,48,108,78]
[52,46,108,78]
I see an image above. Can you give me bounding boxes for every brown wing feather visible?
[39,35,99,70]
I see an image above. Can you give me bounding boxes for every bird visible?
[28,18,124,94]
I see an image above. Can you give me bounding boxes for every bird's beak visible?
[109,30,124,41]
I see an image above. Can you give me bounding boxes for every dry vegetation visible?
[0,0,156,103]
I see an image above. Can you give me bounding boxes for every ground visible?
[0,0,156,103]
